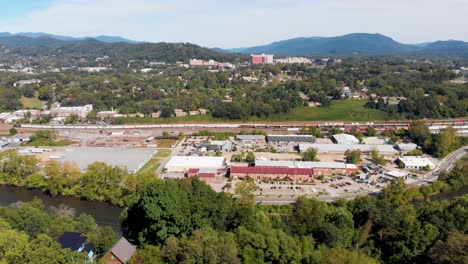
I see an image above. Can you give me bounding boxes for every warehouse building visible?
[298,143,398,154]
[397,157,435,170]
[235,135,266,144]
[230,160,359,181]
[255,160,358,176]
[267,135,316,143]
[332,134,360,144]
[230,166,315,181]
[164,156,226,173]
[396,143,418,152]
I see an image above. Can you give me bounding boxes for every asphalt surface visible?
[255,146,468,205]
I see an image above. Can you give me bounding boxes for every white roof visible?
[332,134,360,144]
[399,157,435,168]
[299,143,398,154]
[385,170,409,178]
[396,143,418,151]
[165,156,226,169]
[255,160,357,170]
[236,135,266,140]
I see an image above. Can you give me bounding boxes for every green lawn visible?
[121,100,388,124]
[20,96,44,109]
[257,100,389,122]
[138,149,172,175]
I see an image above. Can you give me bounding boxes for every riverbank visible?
[0,185,123,234]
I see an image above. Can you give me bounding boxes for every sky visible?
[0,0,467,48]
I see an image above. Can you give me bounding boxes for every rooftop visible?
[332,134,360,144]
[398,157,435,167]
[236,135,266,140]
[255,160,358,170]
[299,143,398,154]
[165,156,226,169]
[108,237,136,264]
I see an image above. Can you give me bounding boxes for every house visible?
[57,232,94,262]
[186,168,224,183]
[102,237,136,264]
[174,109,187,117]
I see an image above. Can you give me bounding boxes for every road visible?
[411,146,468,186]
[255,146,467,205]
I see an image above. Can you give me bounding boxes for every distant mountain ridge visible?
[221,33,468,56]
[0,32,140,44]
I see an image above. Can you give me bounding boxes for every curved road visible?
[255,146,468,205]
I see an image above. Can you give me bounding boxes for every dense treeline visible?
[0,150,157,206]
[122,157,468,264]
[0,198,118,263]
[1,57,466,120]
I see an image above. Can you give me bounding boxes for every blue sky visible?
[0,0,467,48]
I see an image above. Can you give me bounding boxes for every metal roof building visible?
[299,143,398,154]
[396,143,418,152]
[164,156,226,172]
[255,160,358,170]
[235,135,266,141]
[267,135,316,143]
[332,134,360,144]
[398,157,435,170]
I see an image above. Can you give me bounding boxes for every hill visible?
[226,33,468,56]
[0,32,140,44]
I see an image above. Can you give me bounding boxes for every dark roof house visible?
[102,237,137,264]
[57,232,94,262]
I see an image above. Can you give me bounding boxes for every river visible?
[0,185,123,234]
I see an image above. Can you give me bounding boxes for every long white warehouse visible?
[164,156,227,173]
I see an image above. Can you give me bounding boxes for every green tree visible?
[302,148,318,161]
[345,149,361,164]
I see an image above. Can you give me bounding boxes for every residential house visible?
[57,232,94,262]
[102,237,136,264]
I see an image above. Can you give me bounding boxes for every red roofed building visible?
[187,168,225,183]
[230,166,315,182]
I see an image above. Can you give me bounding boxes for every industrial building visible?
[230,160,359,181]
[396,143,418,152]
[299,143,398,154]
[398,157,435,170]
[199,140,232,152]
[164,156,226,173]
[332,134,360,144]
[268,135,316,143]
[236,135,266,143]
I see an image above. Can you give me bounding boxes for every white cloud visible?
[1,0,467,47]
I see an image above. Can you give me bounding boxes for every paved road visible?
[255,146,467,205]
[411,146,468,186]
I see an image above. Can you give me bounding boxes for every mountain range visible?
[0,32,467,57]
[0,32,140,45]
[218,33,468,56]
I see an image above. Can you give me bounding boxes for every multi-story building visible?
[251,54,274,65]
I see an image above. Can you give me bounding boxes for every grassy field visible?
[20,96,44,109]
[138,149,172,175]
[155,139,177,148]
[256,100,389,122]
[120,100,388,124]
